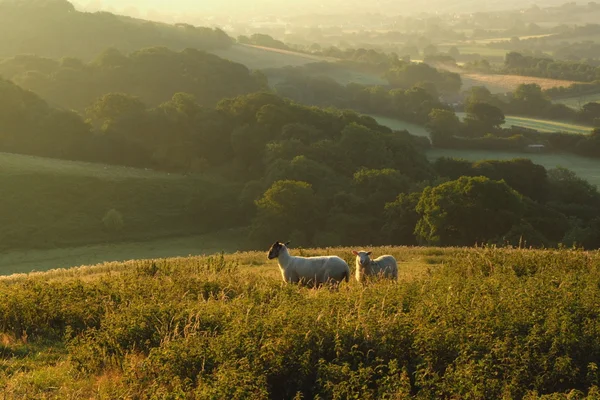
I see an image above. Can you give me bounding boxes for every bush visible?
[102,209,124,233]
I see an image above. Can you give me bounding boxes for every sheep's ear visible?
[366,251,372,256]
[284,241,291,246]
[352,250,359,256]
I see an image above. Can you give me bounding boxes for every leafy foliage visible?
[415,176,526,246]
[0,47,267,110]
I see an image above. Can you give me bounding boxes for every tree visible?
[471,159,548,202]
[383,192,421,245]
[253,180,319,245]
[423,44,439,58]
[415,176,525,246]
[510,83,551,116]
[448,46,460,59]
[86,93,146,126]
[580,102,600,124]
[464,102,505,135]
[353,168,410,218]
[427,109,461,144]
[547,167,600,207]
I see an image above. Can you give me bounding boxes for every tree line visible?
[503,52,600,82]
[2,76,600,249]
[0,47,267,111]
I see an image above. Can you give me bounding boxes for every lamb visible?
[267,241,350,287]
[353,250,398,282]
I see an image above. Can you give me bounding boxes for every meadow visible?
[213,44,331,70]
[555,93,600,110]
[368,114,431,138]
[0,152,239,251]
[0,229,253,276]
[455,112,594,134]
[1,246,600,398]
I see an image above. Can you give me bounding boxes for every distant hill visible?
[0,0,232,60]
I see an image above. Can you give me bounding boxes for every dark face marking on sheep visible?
[268,241,290,259]
[267,242,281,259]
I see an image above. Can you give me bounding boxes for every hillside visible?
[0,0,232,60]
[1,246,600,398]
[0,152,242,251]
[213,44,334,70]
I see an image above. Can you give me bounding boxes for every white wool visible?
[275,245,350,287]
[353,251,398,283]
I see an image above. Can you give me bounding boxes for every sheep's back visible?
[371,255,398,278]
[292,255,349,281]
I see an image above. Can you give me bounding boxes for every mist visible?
[72,0,581,24]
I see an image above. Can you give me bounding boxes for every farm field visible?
[455,112,594,134]
[460,72,579,93]
[1,246,600,398]
[426,148,600,187]
[0,152,237,251]
[212,43,332,70]
[434,63,579,93]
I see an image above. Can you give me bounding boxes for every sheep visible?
[352,250,398,283]
[267,241,350,288]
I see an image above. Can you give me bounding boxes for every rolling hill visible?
[0,152,242,251]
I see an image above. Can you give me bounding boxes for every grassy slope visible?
[0,152,230,251]
[0,229,253,276]
[212,44,330,70]
[213,44,387,86]
[1,246,599,398]
[555,93,600,109]
[367,114,431,137]
[454,112,593,134]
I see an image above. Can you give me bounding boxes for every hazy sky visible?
[71,0,579,23]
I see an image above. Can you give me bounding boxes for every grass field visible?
[0,229,253,276]
[455,112,594,134]
[555,93,600,109]
[0,152,239,251]
[2,246,600,398]
[461,72,578,93]
[212,44,332,70]
[433,62,578,93]
[367,114,430,137]
[426,148,600,187]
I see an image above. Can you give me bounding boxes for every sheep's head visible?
[268,241,290,259]
[352,250,372,268]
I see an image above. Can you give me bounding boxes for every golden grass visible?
[0,245,466,286]
[462,72,579,92]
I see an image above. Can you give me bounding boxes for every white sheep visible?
[352,250,398,283]
[267,241,350,287]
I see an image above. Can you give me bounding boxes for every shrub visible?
[102,208,124,233]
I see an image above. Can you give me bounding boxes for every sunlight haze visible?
[72,0,577,22]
